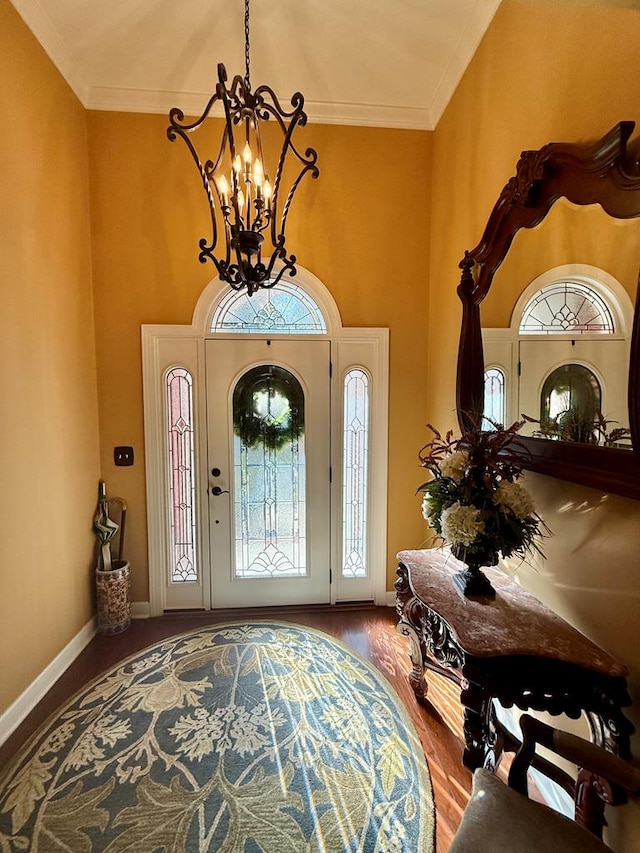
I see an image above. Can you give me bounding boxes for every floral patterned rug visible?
[0,622,434,852]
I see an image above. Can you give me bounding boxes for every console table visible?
[395,549,633,774]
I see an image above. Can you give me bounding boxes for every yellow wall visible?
[87,113,432,602]
[428,1,640,848]
[4,2,640,844]
[0,0,100,712]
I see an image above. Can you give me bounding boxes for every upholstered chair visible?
[450,714,640,852]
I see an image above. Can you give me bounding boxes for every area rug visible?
[0,621,434,852]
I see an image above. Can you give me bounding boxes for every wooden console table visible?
[395,549,633,773]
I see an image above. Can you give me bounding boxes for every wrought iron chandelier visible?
[167,0,319,295]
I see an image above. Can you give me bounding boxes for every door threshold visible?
[163,601,377,618]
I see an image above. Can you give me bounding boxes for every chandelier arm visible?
[198,240,228,280]
[167,123,221,262]
[262,250,297,289]
[276,158,319,246]
[267,104,319,246]
[253,84,307,121]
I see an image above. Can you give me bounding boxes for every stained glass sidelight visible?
[342,369,369,578]
[211,281,327,334]
[519,281,614,335]
[483,367,506,429]
[232,365,307,578]
[166,368,197,583]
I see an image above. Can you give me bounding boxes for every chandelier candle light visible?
[168,0,319,295]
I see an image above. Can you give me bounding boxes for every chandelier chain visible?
[244,0,251,89]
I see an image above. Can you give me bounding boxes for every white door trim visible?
[142,265,389,615]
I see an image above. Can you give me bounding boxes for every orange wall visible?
[0,0,100,713]
[87,113,432,601]
[428,2,640,848]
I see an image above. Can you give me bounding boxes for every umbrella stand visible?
[94,482,131,634]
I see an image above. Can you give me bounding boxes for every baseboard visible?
[131,601,151,619]
[0,616,97,747]
[384,591,396,607]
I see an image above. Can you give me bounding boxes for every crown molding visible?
[85,86,434,130]
[12,0,503,131]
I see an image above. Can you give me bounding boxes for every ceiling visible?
[10,0,503,130]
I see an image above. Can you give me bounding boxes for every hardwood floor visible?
[0,606,472,851]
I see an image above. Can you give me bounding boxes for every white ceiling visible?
[10,0,503,130]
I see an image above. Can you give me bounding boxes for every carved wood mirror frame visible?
[456,122,640,500]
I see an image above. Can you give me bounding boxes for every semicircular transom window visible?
[519,281,615,335]
[540,363,602,443]
[211,282,327,334]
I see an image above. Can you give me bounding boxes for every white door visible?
[519,339,628,438]
[205,338,331,607]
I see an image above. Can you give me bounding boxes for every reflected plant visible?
[524,412,631,448]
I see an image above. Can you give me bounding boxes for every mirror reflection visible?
[480,199,640,448]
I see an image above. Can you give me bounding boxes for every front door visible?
[205,338,331,607]
[519,339,628,437]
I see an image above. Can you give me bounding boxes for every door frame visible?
[142,266,389,615]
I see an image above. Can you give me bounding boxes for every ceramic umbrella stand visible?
[94,483,131,635]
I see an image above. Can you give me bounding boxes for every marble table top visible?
[397,549,628,677]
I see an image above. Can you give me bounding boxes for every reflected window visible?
[519,281,614,335]
[540,364,601,443]
[166,368,197,583]
[483,367,506,429]
[233,365,306,578]
[342,369,370,578]
[211,282,327,334]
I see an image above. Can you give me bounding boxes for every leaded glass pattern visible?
[483,367,506,429]
[342,369,369,578]
[211,282,327,334]
[519,281,615,335]
[166,368,197,583]
[233,366,307,578]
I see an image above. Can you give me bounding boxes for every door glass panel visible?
[232,365,306,578]
[166,367,197,583]
[342,368,369,578]
[540,363,602,443]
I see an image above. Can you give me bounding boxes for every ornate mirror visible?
[456,122,640,499]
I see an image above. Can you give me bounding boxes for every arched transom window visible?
[519,280,615,335]
[211,281,327,334]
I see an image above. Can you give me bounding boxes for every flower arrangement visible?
[418,419,547,592]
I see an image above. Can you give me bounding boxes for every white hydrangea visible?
[440,450,469,483]
[494,481,535,519]
[440,501,484,546]
[421,494,435,522]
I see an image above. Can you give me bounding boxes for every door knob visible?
[210,486,229,496]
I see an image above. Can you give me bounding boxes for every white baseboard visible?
[0,616,97,748]
[131,601,150,619]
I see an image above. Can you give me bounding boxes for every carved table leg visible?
[397,619,428,700]
[460,677,502,771]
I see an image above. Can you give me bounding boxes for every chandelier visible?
[167,0,319,295]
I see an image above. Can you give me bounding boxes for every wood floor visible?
[0,605,472,851]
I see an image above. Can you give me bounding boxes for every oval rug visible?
[0,621,434,852]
